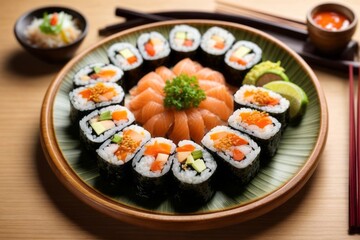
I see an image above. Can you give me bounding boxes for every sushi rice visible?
[200,26,235,55]
[173,140,217,185]
[137,31,171,60]
[234,85,289,114]
[201,126,260,169]
[97,125,151,165]
[79,105,135,148]
[133,137,176,177]
[73,63,123,87]
[228,108,281,140]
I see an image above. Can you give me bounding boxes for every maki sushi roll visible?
[69,82,125,124]
[200,26,235,71]
[96,125,151,184]
[224,41,262,86]
[73,63,124,88]
[172,140,217,206]
[107,42,143,91]
[234,85,290,128]
[169,25,201,63]
[201,126,261,185]
[228,108,282,158]
[132,137,176,199]
[79,105,135,151]
[137,31,171,70]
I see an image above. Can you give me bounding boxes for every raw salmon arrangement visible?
[67,24,308,208]
[128,58,233,144]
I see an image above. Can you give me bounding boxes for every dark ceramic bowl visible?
[306,3,357,55]
[14,6,88,63]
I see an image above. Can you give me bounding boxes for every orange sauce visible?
[313,11,350,31]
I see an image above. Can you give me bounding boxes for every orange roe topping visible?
[313,11,350,31]
[211,132,248,150]
[240,111,272,128]
[79,83,116,103]
[244,89,279,106]
[114,132,142,161]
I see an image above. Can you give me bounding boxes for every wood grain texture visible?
[0,0,358,239]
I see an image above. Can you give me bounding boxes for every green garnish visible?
[39,12,63,35]
[111,134,122,143]
[163,74,206,110]
[99,111,112,121]
[191,150,203,160]
[93,66,102,74]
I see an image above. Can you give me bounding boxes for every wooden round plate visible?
[40,20,328,230]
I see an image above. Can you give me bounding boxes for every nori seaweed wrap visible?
[233,84,290,128]
[79,105,135,151]
[96,125,151,185]
[172,140,217,206]
[201,126,261,186]
[224,41,262,86]
[69,82,125,124]
[228,108,282,159]
[132,137,176,200]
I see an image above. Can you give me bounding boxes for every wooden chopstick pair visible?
[215,0,306,30]
[349,64,360,234]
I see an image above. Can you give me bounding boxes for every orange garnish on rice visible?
[114,129,143,161]
[79,83,116,103]
[240,111,272,128]
[244,89,279,106]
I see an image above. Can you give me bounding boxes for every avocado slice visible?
[111,134,122,143]
[192,159,206,173]
[93,66,102,74]
[99,111,112,121]
[119,48,134,59]
[233,46,251,58]
[191,150,203,160]
[175,31,186,40]
[91,120,115,135]
[185,155,195,165]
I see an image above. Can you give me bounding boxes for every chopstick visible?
[98,8,360,74]
[349,64,357,233]
[349,64,360,234]
[107,9,308,39]
[215,0,306,30]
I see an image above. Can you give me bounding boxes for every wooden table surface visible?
[1,0,359,239]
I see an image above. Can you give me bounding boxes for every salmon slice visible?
[130,76,165,96]
[168,111,190,144]
[186,108,205,144]
[195,68,225,84]
[155,66,176,82]
[193,60,203,72]
[199,109,225,132]
[143,111,174,137]
[198,79,223,91]
[140,101,165,124]
[128,88,163,111]
[206,86,234,110]
[172,58,198,76]
[198,96,232,121]
[131,109,142,122]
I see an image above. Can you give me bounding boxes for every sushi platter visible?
[40,19,328,230]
